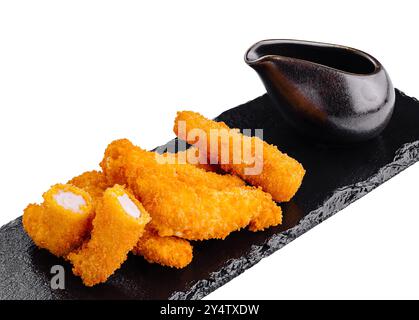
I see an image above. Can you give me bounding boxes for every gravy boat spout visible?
[245,39,395,143]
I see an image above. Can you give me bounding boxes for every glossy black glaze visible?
[245,39,395,142]
[0,90,418,300]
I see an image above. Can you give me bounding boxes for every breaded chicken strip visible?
[102,139,245,190]
[68,170,110,199]
[101,139,282,240]
[133,227,193,268]
[23,184,94,257]
[174,111,306,202]
[67,185,150,286]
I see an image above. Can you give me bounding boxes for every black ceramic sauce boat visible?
[245,39,395,143]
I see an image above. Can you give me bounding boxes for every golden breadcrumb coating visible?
[22,184,94,257]
[101,139,245,190]
[133,227,193,268]
[101,139,282,240]
[158,147,218,172]
[67,185,151,286]
[67,170,110,199]
[174,111,306,202]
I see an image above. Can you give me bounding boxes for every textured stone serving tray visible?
[1,89,418,300]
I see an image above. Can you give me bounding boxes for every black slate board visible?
[1,89,419,300]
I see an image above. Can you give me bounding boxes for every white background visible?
[0,1,418,300]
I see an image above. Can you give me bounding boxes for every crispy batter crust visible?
[68,170,110,199]
[100,139,245,190]
[159,147,218,172]
[22,184,94,257]
[101,139,282,240]
[133,227,193,268]
[67,185,151,286]
[174,111,306,202]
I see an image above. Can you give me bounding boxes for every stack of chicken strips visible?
[23,111,305,286]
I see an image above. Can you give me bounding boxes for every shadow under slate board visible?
[1,89,419,300]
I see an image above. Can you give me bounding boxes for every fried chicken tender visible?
[133,227,193,268]
[22,184,94,257]
[102,139,245,190]
[174,111,305,202]
[101,139,282,240]
[67,185,151,286]
[68,170,110,199]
